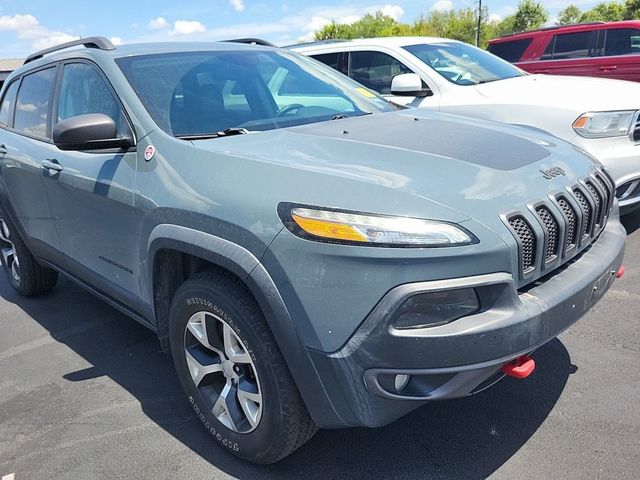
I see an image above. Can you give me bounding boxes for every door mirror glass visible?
[391,73,430,97]
[53,113,133,150]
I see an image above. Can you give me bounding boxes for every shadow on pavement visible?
[1,276,574,480]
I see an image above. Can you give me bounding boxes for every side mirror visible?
[390,73,431,98]
[53,113,134,151]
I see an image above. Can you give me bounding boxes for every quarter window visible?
[57,63,125,134]
[604,28,640,56]
[348,51,412,94]
[14,67,57,139]
[0,80,19,127]
[487,38,533,63]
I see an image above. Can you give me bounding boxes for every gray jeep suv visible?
[0,38,625,464]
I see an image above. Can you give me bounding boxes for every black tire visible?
[0,208,57,296]
[169,270,317,464]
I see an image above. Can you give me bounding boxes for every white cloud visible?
[430,0,453,12]
[230,0,246,12]
[110,36,123,46]
[148,17,169,30]
[373,4,405,21]
[170,20,206,36]
[32,33,78,50]
[0,14,80,50]
[488,13,502,23]
[294,4,406,43]
[0,14,39,32]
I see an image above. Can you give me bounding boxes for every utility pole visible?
[475,0,482,46]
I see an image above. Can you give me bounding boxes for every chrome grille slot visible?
[535,206,559,261]
[557,196,577,251]
[585,181,603,227]
[594,173,613,215]
[573,188,593,237]
[508,215,536,274]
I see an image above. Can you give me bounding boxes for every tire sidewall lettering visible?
[184,296,257,362]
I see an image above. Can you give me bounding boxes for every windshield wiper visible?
[176,128,253,140]
[331,112,373,120]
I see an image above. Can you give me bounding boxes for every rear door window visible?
[0,80,19,127]
[548,31,597,60]
[14,66,57,139]
[604,28,640,56]
[487,38,532,63]
[311,52,347,75]
[348,51,413,94]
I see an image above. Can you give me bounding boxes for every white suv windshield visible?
[116,49,393,137]
[403,42,524,86]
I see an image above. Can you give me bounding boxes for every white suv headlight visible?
[279,204,477,247]
[572,110,637,138]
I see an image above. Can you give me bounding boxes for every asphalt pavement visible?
[1,213,639,479]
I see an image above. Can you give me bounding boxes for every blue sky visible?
[0,0,604,58]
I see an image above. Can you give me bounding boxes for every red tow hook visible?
[501,355,535,379]
[617,266,625,279]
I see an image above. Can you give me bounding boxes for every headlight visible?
[279,204,477,247]
[572,110,636,138]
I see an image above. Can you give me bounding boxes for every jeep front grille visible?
[506,171,613,282]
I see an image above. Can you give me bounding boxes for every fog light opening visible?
[394,374,410,392]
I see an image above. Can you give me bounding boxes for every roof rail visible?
[24,36,115,65]
[499,21,606,38]
[223,38,276,47]
[283,39,351,48]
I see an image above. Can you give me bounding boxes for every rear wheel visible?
[0,209,57,296]
[169,271,317,464]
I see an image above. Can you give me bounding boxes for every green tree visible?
[624,0,640,18]
[557,5,582,25]
[314,12,400,40]
[490,14,517,37]
[513,0,548,31]
[579,2,625,21]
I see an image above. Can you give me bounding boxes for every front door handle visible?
[0,144,7,156]
[599,65,617,71]
[42,159,63,173]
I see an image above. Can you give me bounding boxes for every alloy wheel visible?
[184,311,263,433]
[0,219,20,283]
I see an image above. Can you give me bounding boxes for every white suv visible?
[290,37,640,214]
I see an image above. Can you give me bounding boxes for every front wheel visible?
[168,271,317,464]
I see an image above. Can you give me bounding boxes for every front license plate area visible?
[590,267,617,305]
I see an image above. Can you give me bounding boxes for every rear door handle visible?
[599,65,617,71]
[0,144,7,156]
[42,159,63,173]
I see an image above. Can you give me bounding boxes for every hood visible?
[192,110,602,233]
[475,74,640,111]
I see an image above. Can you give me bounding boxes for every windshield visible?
[116,49,393,137]
[403,42,524,86]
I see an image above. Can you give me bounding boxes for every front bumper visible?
[307,218,625,428]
